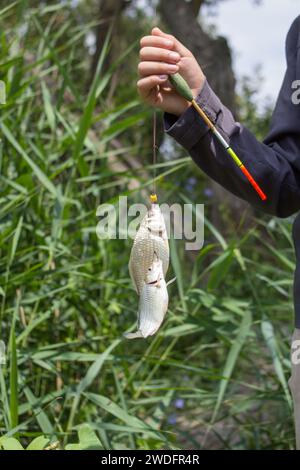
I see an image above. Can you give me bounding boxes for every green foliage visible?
[65,424,103,450]
[237,68,273,139]
[0,0,296,451]
[0,434,50,450]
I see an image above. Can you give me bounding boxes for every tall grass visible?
[0,1,296,450]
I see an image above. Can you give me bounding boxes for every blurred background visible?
[0,0,298,450]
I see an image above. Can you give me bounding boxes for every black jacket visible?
[163,16,300,328]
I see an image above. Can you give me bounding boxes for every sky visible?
[202,0,300,106]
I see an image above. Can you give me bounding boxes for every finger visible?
[140,35,174,50]
[140,46,181,64]
[138,61,179,78]
[137,75,169,99]
[151,26,192,57]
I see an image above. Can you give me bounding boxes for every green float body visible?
[168,73,194,102]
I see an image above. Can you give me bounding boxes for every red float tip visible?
[240,165,267,201]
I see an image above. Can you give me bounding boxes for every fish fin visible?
[123,330,145,339]
[166,276,176,286]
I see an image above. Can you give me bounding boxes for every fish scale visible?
[138,277,168,336]
[124,257,168,339]
[124,202,171,339]
[128,203,169,295]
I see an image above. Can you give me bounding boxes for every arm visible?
[163,17,300,218]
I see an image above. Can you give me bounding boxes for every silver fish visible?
[124,256,168,339]
[128,203,169,295]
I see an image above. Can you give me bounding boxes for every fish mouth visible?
[146,279,158,285]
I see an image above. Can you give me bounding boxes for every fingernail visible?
[159,75,168,80]
[168,51,180,62]
[168,64,179,71]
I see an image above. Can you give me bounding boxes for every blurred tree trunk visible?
[89,0,130,83]
[159,0,253,231]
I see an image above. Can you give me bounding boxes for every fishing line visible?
[150,0,159,204]
[152,104,158,198]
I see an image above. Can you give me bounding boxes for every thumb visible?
[151,26,192,57]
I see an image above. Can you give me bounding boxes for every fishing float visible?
[168,73,267,201]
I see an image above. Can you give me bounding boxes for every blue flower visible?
[174,398,185,409]
[185,177,197,192]
[167,413,177,425]
[204,187,214,198]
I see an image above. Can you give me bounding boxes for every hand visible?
[137,26,205,117]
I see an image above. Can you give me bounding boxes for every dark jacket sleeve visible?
[163,16,300,218]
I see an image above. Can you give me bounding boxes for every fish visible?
[124,255,169,339]
[128,203,169,295]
